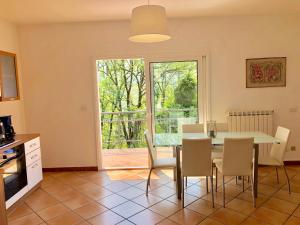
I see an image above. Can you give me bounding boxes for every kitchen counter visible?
[0,134,40,154]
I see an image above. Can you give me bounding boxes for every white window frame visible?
[93,52,211,170]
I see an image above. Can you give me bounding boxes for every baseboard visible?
[43,167,98,172]
[284,161,300,165]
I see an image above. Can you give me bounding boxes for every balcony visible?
[101,109,197,169]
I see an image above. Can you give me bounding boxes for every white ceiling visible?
[0,0,300,24]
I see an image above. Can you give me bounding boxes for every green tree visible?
[174,74,197,108]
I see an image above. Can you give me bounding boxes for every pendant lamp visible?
[129,3,170,43]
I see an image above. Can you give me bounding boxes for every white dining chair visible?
[182,123,204,133]
[214,138,255,207]
[144,130,176,196]
[259,126,291,193]
[212,123,228,191]
[182,138,214,208]
[182,123,206,188]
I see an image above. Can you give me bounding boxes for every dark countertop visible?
[0,134,40,154]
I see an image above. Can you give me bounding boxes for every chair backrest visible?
[182,124,204,133]
[216,123,228,132]
[222,138,254,176]
[270,126,290,164]
[182,138,212,176]
[144,130,156,167]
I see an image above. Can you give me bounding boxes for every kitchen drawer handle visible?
[31,163,39,169]
[30,143,37,148]
[31,154,38,160]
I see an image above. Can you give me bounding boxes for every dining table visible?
[154,131,281,199]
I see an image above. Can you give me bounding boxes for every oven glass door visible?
[1,145,27,201]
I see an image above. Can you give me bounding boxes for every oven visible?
[0,144,27,201]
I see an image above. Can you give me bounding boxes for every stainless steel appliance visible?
[0,144,27,201]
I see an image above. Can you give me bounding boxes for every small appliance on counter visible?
[0,115,15,147]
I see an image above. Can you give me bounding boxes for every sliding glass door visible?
[96,56,206,169]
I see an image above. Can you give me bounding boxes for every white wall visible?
[0,19,26,133]
[18,15,300,168]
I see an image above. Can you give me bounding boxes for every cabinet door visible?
[26,159,43,189]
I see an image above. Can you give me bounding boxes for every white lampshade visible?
[129,5,171,43]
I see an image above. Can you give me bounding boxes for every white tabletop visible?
[154,131,280,146]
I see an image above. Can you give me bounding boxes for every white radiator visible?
[227,110,274,164]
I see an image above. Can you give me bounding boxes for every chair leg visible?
[206,176,209,193]
[185,177,188,187]
[210,175,215,208]
[215,166,218,192]
[242,176,245,192]
[146,168,153,196]
[235,176,238,185]
[250,174,256,207]
[283,165,291,194]
[173,167,176,181]
[276,167,279,184]
[182,176,185,208]
[222,175,225,207]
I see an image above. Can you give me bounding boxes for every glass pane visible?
[152,61,199,134]
[151,61,199,156]
[0,55,18,99]
[97,59,147,169]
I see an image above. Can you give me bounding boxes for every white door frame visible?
[92,51,210,170]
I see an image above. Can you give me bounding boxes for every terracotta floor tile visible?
[257,184,279,196]
[157,219,179,225]
[74,202,107,219]
[241,216,273,225]
[63,194,92,210]
[105,181,131,192]
[198,218,224,225]
[252,207,289,225]
[201,191,234,206]
[88,210,124,225]
[187,199,220,216]
[42,182,73,195]
[117,220,135,225]
[48,188,80,202]
[293,206,300,217]
[132,193,163,208]
[7,202,33,221]
[226,198,255,215]
[285,216,300,225]
[36,203,70,221]
[167,193,198,206]
[210,208,247,225]
[24,189,59,211]
[111,201,145,218]
[98,194,128,209]
[47,211,83,225]
[168,208,205,225]
[149,186,176,199]
[128,209,164,225]
[237,190,269,206]
[149,200,181,217]
[274,190,300,204]
[81,187,113,200]
[185,185,208,198]
[8,213,43,225]
[118,186,145,199]
[263,197,298,214]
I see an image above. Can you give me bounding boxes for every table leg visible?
[175,146,182,199]
[0,174,8,225]
[254,144,259,198]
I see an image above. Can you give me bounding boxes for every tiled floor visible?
[7,165,300,225]
[102,147,173,169]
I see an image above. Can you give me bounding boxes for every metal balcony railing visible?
[100,108,197,149]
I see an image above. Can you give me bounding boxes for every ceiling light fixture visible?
[129,0,171,43]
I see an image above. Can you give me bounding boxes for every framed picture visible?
[246,57,286,88]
